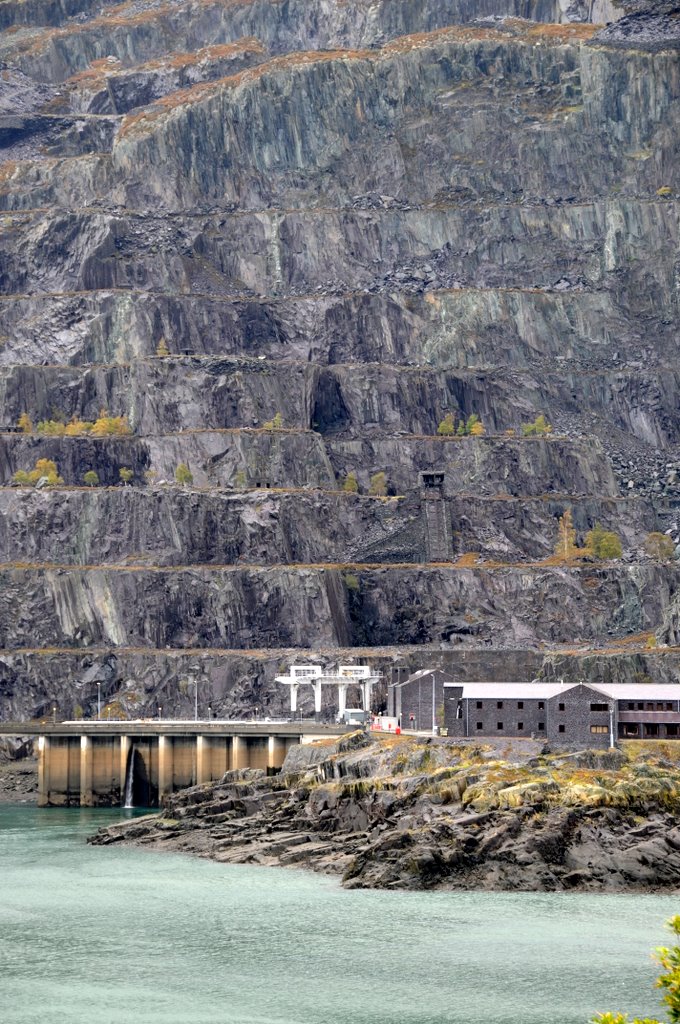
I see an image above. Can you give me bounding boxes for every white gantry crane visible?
[274,664,382,719]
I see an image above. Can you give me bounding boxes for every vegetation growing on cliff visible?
[437,413,485,437]
[521,414,552,437]
[586,523,623,561]
[646,533,675,562]
[12,458,64,487]
[30,414,132,437]
[175,463,193,487]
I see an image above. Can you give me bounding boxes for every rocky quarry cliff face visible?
[0,0,679,721]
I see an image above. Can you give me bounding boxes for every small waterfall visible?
[123,752,135,808]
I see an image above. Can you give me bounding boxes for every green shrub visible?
[437,413,455,436]
[83,471,99,487]
[585,523,622,560]
[369,471,387,496]
[175,463,193,487]
[343,573,360,592]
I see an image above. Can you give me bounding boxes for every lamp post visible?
[193,679,198,722]
[97,681,101,721]
[52,704,56,724]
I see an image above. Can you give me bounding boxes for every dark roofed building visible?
[388,669,450,733]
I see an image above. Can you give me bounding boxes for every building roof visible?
[444,682,581,699]
[443,681,680,702]
[590,683,680,701]
[393,669,447,688]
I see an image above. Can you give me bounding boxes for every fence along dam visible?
[0,721,349,807]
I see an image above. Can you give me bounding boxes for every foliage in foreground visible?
[592,916,680,1024]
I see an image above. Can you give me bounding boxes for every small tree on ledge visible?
[555,508,577,560]
[585,522,622,560]
[369,471,387,496]
[13,458,64,487]
[175,463,193,487]
[83,470,99,487]
[119,467,133,486]
[437,413,455,436]
[263,412,283,430]
[343,471,359,493]
[521,414,553,437]
[645,532,675,561]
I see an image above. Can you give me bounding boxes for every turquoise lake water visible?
[0,804,677,1024]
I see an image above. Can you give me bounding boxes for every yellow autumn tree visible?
[555,509,577,560]
[13,458,64,487]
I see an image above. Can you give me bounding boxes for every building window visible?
[517,722,524,731]
[476,701,483,709]
[645,724,659,737]
[667,703,674,711]
[622,724,639,737]
[517,701,524,709]
[590,726,608,734]
[590,703,608,712]
[637,703,644,710]
[476,722,483,731]
[497,701,504,709]
[538,722,545,731]
[558,702,565,711]
[666,725,679,737]
[558,724,565,733]
[497,722,504,731]
[538,702,545,710]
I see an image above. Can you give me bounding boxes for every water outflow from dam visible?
[0,805,677,1024]
[123,755,134,808]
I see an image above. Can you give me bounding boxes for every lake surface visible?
[0,805,676,1024]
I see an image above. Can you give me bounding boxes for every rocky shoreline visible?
[0,759,37,804]
[90,733,680,892]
